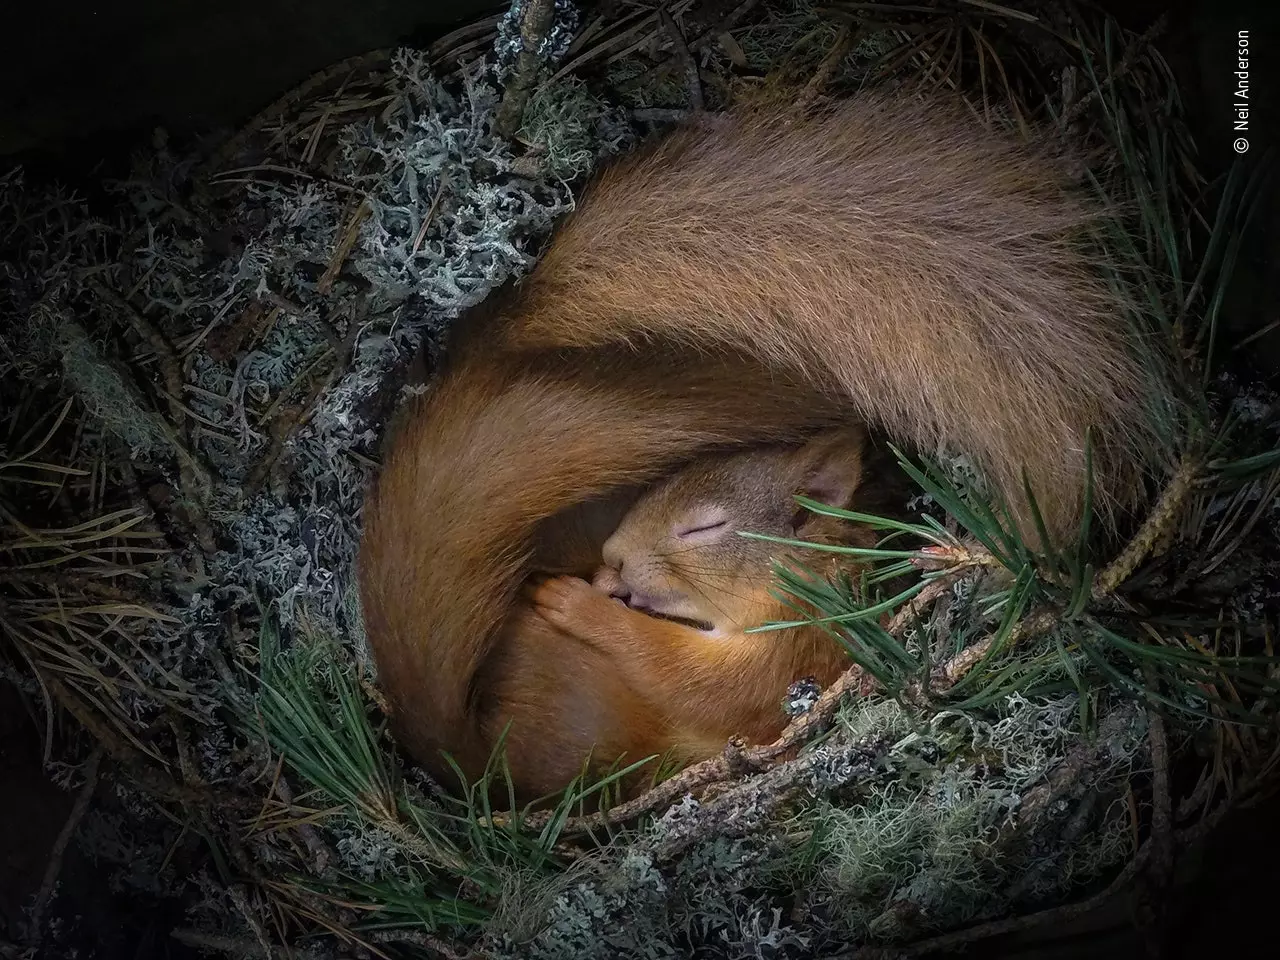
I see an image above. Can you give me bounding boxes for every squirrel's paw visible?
[529,575,611,635]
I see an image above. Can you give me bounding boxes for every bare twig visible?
[316,199,372,296]
[1058,15,1168,130]
[844,839,1152,958]
[28,746,104,941]
[632,107,694,124]
[88,283,187,436]
[795,23,858,112]
[626,0,762,88]
[273,775,334,874]
[192,49,394,195]
[364,928,472,960]
[857,694,1271,960]
[229,885,278,960]
[1133,698,1174,956]
[242,317,357,497]
[909,606,1061,699]
[496,0,559,138]
[659,9,704,111]
[171,930,271,959]
[411,177,449,257]
[650,736,888,861]
[86,281,217,552]
[1147,706,1173,864]
[41,674,256,816]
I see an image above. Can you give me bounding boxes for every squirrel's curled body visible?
[358,95,1170,801]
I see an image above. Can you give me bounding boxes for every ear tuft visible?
[797,428,867,511]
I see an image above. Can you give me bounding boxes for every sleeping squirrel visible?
[357,94,1174,803]
[528,428,880,763]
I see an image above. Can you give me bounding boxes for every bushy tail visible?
[508,95,1173,537]
[358,348,842,779]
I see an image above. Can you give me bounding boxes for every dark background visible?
[1,1,1277,958]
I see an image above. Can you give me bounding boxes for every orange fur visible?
[358,94,1171,803]
[507,95,1168,531]
[529,430,875,750]
[360,348,846,796]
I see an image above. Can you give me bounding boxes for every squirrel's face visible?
[594,429,867,635]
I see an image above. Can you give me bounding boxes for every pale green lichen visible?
[479,694,1146,958]
[519,78,634,180]
[787,694,1146,942]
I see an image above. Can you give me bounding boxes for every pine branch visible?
[1092,454,1201,599]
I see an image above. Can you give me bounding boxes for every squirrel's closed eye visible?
[674,508,730,541]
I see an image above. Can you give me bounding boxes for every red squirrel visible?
[528,429,876,755]
[357,94,1172,802]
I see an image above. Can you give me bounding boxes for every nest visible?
[1,2,1278,958]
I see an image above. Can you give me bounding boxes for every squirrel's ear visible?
[797,428,867,510]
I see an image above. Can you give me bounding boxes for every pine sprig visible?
[758,444,1279,732]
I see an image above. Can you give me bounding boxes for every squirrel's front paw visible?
[529,575,610,635]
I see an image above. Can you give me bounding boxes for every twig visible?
[1175,766,1216,822]
[549,6,685,83]
[911,606,1061,698]
[171,930,271,959]
[364,929,472,960]
[1058,15,1168,130]
[411,177,449,257]
[41,673,256,816]
[861,694,1252,960]
[229,885,278,960]
[632,107,694,124]
[316,199,371,296]
[192,49,394,196]
[1133,698,1174,956]
[28,745,104,941]
[87,281,218,553]
[1003,704,1146,901]
[88,282,187,435]
[242,318,357,496]
[795,23,858,112]
[689,0,762,51]
[659,9,704,112]
[1092,455,1200,599]
[1021,705,1143,828]
[428,14,505,67]
[651,735,888,861]
[1147,706,1173,864]
[627,0,762,88]
[274,774,334,874]
[496,0,559,138]
[846,840,1155,958]
[208,164,365,197]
